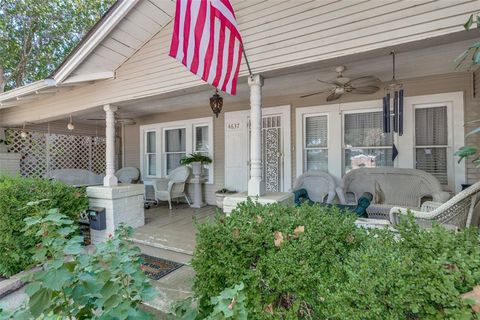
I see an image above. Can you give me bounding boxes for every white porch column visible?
[248,74,265,197]
[103,104,118,187]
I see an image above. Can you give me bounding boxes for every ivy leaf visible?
[29,288,52,317]
[464,14,474,30]
[455,146,478,162]
[43,268,71,291]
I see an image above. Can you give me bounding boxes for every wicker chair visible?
[149,166,191,210]
[389,181,480,229]
[292,170,337,204]
[115,167,140,184]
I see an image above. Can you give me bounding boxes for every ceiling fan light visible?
[67,115,75,130]
[20,130,28,139]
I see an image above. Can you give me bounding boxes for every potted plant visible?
[180,153,213,177]
[215,188,236,209]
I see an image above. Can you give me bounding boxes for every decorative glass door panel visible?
[262,116,282,192]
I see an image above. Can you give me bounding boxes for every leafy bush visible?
[0,175,88,276]
[1,206,155,319]
[191,200,480,319]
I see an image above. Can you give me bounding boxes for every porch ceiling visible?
[62,37,478,124]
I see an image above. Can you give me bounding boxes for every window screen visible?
[164,128,186,174]
[344,111,393,172]
[415,106,448,185]
[304,115,328,172]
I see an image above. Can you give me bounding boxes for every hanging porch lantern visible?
[383,50,404,136]
[209,89,223,118]
[67,115,75,131]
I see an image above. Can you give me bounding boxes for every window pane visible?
[165,128,186,152]
[166,153,186,174]
[305,116,328,148]
[146,132,156,153]
[305,149,328,172]
[416,148,448,185]
[195,126,209,152]
[345,112,392,147]
[148,154,156,175]
[345,148,393,173]
[415,107,447,146]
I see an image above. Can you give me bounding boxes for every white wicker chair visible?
[389,181,480,229]
[44,169,104,186]
[115,167,140,184]
[292,170,337,204]
[149,166,191,210]
[336,168,450,219]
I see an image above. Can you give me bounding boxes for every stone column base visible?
[223,192,294,214]
[86,184,145,244]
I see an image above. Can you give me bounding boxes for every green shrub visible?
[191,200,480,319]
[0,206,155,319]
[0,175,88,276]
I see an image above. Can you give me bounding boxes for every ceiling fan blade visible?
[316,79,338,86]
[347,76,381,87]
[300,89,331,98]
[326,90,342,101]
[349,86,381,94]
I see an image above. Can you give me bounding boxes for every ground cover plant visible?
[187,200,480,319]
[0,204,156,319]
[0,175,88,276]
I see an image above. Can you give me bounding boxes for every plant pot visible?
[215,190,236,209]
[191,161,203,177]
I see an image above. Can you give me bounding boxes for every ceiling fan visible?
[300,66,381,101]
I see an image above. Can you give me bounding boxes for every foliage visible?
[0,175,88,277]
[215,188,236,195]
[455,13,480,70]
[0,0,115,92]
[190,200,480,319]
[180,153,213,165]
[0,207,156,319]
[174,283,248,320]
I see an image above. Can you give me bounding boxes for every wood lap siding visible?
[1,0,478,124]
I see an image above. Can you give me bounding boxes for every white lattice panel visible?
[6,130,106,177]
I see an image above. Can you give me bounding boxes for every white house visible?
[0,0,479,209]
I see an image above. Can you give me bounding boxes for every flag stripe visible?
[169,0,244,95]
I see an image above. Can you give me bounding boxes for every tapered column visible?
[103,104,118,187]
[248,75,265,197]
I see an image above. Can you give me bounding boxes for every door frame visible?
[224,105,291,192]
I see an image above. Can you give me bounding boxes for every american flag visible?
[169,0,243,95]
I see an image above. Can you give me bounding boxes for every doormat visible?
[140,254,183,280]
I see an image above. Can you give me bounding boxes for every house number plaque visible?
[227,122,240,130]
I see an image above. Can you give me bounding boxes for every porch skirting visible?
[86,184,145,244]
[223,192,294,214]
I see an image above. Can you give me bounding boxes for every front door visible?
[225,106,291,193]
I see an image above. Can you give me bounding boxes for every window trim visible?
[413,103,453,190]
[140,117,214,184]
[144,130,158,178]
[163,126,187,177]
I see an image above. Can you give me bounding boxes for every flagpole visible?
[241,45,254,78]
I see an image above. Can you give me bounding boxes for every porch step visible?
[131,241,193,265]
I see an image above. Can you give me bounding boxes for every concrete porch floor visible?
[130,203,218,257]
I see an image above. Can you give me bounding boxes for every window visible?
[344,111,393,173]
[164,128,186,175]
[145,131,156,176]
[303,115,328,172]
[194,125,210,178]
[140,117,214,183]
[415,106,448,185]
